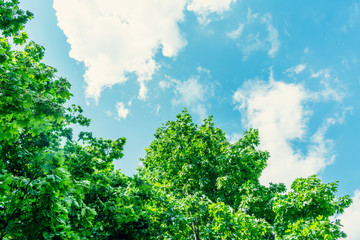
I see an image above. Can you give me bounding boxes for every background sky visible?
[20,0,360,238]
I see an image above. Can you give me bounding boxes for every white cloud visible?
[115,102,129,120]
[285,64,306,77]
[53,0,235,103]
[172,78,208,119]
[233,71,346,186]
[187,0,236,25]
[53,0,186,102]
[227,10,280,59]
[340,190,360,240]
[226,23,244,40]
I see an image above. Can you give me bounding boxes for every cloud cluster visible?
[226,9,280,59]
[233,70,346,186]
[53,0,234,103]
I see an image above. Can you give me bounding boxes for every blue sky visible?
[21,0,360,237]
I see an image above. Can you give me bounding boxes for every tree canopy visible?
[139,110,351,239]
[0,1,352,239]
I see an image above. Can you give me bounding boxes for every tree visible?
[62,131,152,239]
[0,1,149,239]
[273,175,352,239]
[0,1,82,238]
[140,110,352,239]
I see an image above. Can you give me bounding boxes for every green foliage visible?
[273,175,352,239]
[139,110,276,239]
[139,110,351,239]
[0,1,352,239]
[0,2,146,239]
[0,0,33,44]
[141,111,269,206]
[0,3,77,237]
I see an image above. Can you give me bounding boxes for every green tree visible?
[0,1,84,238]
[62,131,152,239]
[272,175,352,239]
[140,110,352,239]
[0,1,149,239]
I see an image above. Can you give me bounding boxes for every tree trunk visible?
[192,221,200,240]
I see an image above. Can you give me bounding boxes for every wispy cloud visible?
[285,64,306,77]
[155,104,161,116]
[310,69,346,102]
[172,78,209,120]
[105,110,112,117]
[53,0,235,103]
[261,14,280,57]
[226,23,244,40]
[341,2,360,33]
[227,9,280,59]
[172,78,205,104]
[233,70,348,186]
